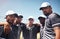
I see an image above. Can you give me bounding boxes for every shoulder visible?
[3,22,10,26]
[2,22,9,25]
[21,23,26,26]
[48,13,60,19]
[33,24,40,27]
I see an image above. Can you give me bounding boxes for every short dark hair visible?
[13,13,18,17]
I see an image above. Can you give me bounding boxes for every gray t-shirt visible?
[40,24,44,39]
[43,13,60,39]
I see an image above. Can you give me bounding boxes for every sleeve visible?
[35,24,40,33]
[50,14,60,28]
[21,23,26,31]
[37,26,40,33]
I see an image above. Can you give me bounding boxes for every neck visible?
[46,11,52,17]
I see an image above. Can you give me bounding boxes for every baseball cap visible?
[38,15,46,20]
[40,2,51,10]
[6,10,16,16]
[5,10,18,18]
[28,16,34,20]
[18,14,23,18]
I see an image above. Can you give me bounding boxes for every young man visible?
[0,10,18,39]
[21,16,40,39]
[38,15,46,39]
[14,14,26,39]
[39,2,60,39]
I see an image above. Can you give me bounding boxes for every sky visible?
[0,0,60,23]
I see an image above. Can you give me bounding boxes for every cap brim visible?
[38,17,45,20]
[39,7,43,10]
[39,7,46,10]
[40,6,51,10]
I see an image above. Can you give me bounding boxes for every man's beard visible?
[43,11,52,16]
[7,20,13,25]
[43,13,50,16]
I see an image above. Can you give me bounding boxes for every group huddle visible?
[0,2,60,39]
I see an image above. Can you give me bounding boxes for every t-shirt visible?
[21,24,40,39]
[43,13,60,39]
[17,23,26,39]
[40,24,44,39]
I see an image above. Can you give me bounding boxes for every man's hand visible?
[54,27,60,39]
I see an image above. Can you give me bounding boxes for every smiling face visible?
[39,18,45,24]
[6,15,16,24]
[41,6,52,16]
[15,17,22,24]
[28,18,34,24]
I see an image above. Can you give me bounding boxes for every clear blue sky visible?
[0,0,60,23]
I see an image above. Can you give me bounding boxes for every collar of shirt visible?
[16,24,20,26]
[26,25,34,30]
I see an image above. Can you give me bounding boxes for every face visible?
[14,17,22,24]
[41,6,52,16]
[6,15,16,24]
[28,18,34,24]
[39,18,45,24]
